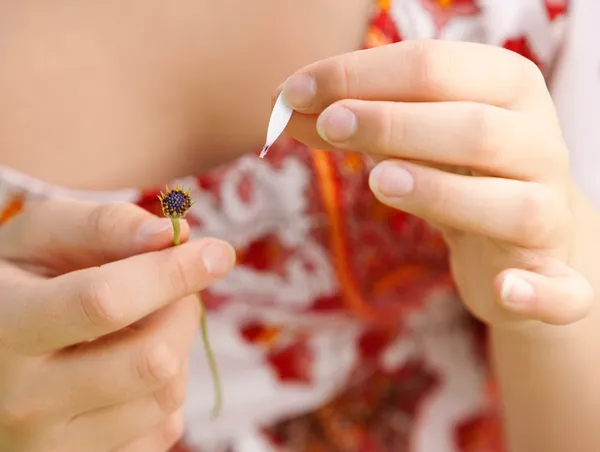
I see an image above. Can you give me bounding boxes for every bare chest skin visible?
[0,0,371,189]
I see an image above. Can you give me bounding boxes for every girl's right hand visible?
[0,198,235,452]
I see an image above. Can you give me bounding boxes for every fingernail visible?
[501,273,535,308]
[317,105,357,142]
[370,163,414,197]
[200,241,236,276]
[282,73,316,108]
[139,218,174,238]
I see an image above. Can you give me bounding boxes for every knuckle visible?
[516,185,569,244]
[76,274,123,328]
[88,203,122,238]
[409,41,449,96]
[161,412,185,445]
[373,102,402,153]
[137,342,180,388]
[166,251,195,296]
[467,104,503,162]
[420,172,451,217]
[88,202,140,245]
[332,51,361,100]
[154,378,187,413]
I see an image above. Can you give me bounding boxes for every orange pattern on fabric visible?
[310,4,446,323]
[0,193,25,224]
[437,0,454,8]
[371,264,431,295]
[312,149,375,320]
[377,0,390,11]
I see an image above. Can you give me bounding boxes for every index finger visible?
[0,199,191,273]
[282,40,551,113]
[1,238,235,355]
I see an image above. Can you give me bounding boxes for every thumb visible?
[0,197,190,273]
[495,264,594,326]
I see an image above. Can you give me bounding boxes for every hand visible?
[282,40,596,330]
[0,199,235,451]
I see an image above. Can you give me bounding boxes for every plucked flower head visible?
[158,185,193,219]
[157,184,222,418]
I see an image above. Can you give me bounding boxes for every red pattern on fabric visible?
[544,0,568,21]
[170,443,195,452]
[358,328,398,364]
[236,235,293,276]
[142,0,564,449]
[455,413,505,452]
[266,340,315,384]
[311,293,348,312]
[503,36,541,68]
[306,149,449,323]
[240,321,282,346]
[265,360,440,451]
[371,9,403,43]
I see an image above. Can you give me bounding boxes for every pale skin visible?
[282,41,600,452]
[0,200,237,451]
[0,2,599,452]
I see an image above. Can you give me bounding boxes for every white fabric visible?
[552,0,600,207]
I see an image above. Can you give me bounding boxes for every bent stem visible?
[197,292,222,418]
[171,217,223,419]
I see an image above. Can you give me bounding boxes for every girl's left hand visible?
[281,40,597,332]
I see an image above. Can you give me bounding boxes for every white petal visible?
[260,92,293,158]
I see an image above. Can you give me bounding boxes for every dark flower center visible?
[161,189,192,218]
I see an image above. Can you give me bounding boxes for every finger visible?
[2,237,234,354]
[0,198,190,272]
[51,297,196,414]
[309,100,565,181]
[368,160,570,247]
[0,300,194,427]
[112,411,184,452]
[495,266,593,325]
[281,40,552,115]
[69,369,188,450]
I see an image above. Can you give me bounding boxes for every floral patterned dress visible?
[0,1,573,451]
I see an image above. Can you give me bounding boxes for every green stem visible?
[171,217,223,418]
[197,292,222,419]
[171,217,182,246]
